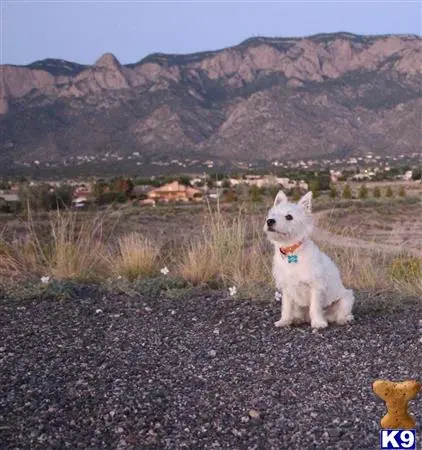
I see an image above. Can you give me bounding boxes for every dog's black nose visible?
[267,218,276,227]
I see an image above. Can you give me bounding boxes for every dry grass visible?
[110,233,161,281]
[0,237,37,279]
[45,212,109,281]
[0,210,109,281]
[178,206,272,288]
[0,204,420,298]
[315,240,422,297]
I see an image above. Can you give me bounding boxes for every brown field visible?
[0,192,421,298]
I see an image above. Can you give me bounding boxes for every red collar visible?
[279,241,303,256]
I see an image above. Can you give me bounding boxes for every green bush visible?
[250,185,262,202]
[329,185,338,199]
[96,192,122,205]
[389,256,421,284]
[373,186,381,198]
[309,179,320,198]
[292,188,301,201]
[358,184,368,199]
[411,168,421,180]
[342,185,353,199]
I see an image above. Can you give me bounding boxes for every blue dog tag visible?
[288,255,298,263]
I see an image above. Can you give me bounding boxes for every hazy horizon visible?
[2,1,421,66]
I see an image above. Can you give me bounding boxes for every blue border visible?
[379,429,416,450]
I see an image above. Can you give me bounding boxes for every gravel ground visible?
[1,289,421,450]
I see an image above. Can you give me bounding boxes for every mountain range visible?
[0,32,421,175]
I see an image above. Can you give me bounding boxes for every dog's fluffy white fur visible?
[264,190,354,329]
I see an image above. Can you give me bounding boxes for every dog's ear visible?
[274,190,288,206]
[298,191,312,213]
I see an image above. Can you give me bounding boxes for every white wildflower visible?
[160,266,169,275]
[41,276,50,284]
[228,286,237,297]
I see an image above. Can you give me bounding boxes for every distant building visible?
[72,197,89,208]
[148,181,203,203]
[403,170,413,181]
[0,190,20,211]
[0,190,20,203]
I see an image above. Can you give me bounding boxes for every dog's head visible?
[264,190,313,245]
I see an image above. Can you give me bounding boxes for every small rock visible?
[209,350,217,358]
[249,409,260,419]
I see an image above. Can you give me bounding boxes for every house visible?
[403,170,413,181]
[351,173,371,181]
[147,181,204,203]
[130,185,153,200]
[130,185,156,206]
[0,190,20,203]
[330,170,343,183]
[72,196,89,208]
[0,190,20,212]
[73,183,92,197]
[138,198,156,207]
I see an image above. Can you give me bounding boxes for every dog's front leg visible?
[274,292,293,327]
[310,287,328,329]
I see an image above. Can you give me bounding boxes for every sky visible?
[2,1,421,66]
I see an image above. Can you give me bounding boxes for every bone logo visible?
[373,379,420,450]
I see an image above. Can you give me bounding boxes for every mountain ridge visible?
[1,32,421,174]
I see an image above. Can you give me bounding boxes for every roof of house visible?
[132,185,153,195]
[149,181,202,196]
[0,192,20,202]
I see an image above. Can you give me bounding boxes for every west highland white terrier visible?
[264,190,354,329]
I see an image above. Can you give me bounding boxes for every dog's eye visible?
[285,214,293,221]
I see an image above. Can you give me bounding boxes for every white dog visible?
[264,190,354,329]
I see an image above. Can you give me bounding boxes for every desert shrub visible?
[111,233,161,281]
[411,168,421,180]
[342,185,353,199]
[389,255,421,284]
[250,185,262,202]
[309,179,320,198]
[358,184,369,199]
[291,187,301,201]
[385,187,394,198]
[329,185,338,199]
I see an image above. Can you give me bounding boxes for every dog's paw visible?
[274,318,292,327]
[336,314,354,325]
[311,318,328,329]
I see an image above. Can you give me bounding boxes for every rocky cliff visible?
[1,32,421,172]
